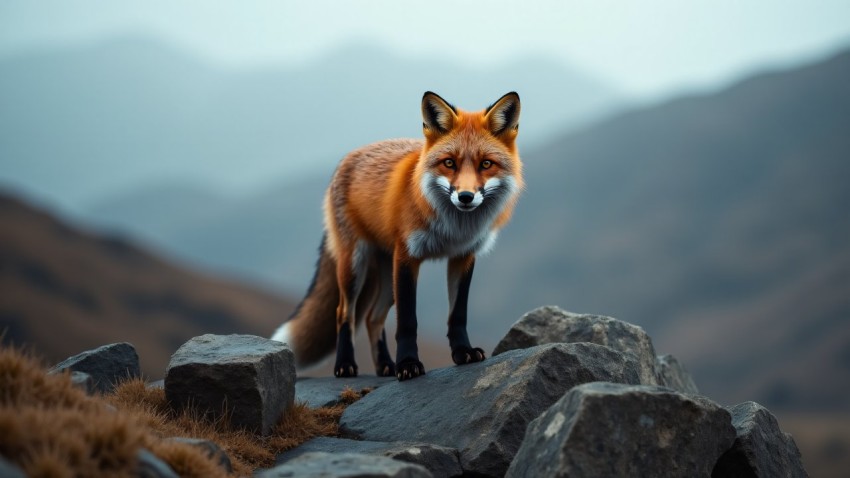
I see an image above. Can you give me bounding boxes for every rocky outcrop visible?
[276,437,462,478]
[49,342,140,393]
[493,306,659,385]
[259,452,433,478]
[713,401,808,477]
[340,342,641,477]
[164,334,295,435]
[507,382,736,478]
[35,305,809,477]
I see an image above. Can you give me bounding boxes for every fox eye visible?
[480,160,493,170]
[443,158,455,168]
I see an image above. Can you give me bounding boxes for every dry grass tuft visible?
[0,344,368,476]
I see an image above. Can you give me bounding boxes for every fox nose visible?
[458,191,475,204]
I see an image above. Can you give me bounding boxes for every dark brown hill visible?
[0,192,296,377]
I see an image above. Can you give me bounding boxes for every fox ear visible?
[485,92,521,137]
[422,91,457,136]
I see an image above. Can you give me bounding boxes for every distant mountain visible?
[79,48,850,410]
[0,36,621,209]
[0,190,297,377]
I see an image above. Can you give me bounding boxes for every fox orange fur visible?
[272,92,523,380]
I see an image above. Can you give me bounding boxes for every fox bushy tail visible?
[271,234,339,368]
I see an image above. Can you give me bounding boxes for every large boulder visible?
[493,306,659,385]
[507,382,735,478]
[656,354,699,394]
[712,402,808,477]
[49,342,140,393]
[259,452,433,478]
[296,375,396,408]
[164,334,295,435]
[277,437,462,478]
[340,343,641,477]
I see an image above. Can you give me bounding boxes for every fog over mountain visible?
[0,36,621,210]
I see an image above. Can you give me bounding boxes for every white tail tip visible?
[270,321,292,344]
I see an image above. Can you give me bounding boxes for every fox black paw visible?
[334,361,358,378]
[375,360,396,377]
[395,358,425,381]
[452,346,486,365]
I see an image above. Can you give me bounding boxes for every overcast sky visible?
[2,1,850,98]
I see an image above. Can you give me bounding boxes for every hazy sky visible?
[2,1,849,98]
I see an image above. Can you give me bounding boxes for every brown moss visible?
[0,344,368,476]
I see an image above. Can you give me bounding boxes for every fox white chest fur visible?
[406,173,518,259]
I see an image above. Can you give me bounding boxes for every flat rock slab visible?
[340,343,641,477]
[713,402,808,477]
[49,342,140,393]
[165,334,295,436]
[259,452,432,478]
[296,375,396,408]
[493,306,659,385]
[507,382,735,478]
[277,437,462,478]
[656,354,699,394]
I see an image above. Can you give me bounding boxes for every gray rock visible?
[164,334,295,435]
[70,371,96,395]
[506,382,736,478]
[0,456,26,478]
[340,343,641,477]
[259,452,432,478]
[493,306,659,385]
[296,375,396,408]
[277,437,462,478]
[136,448,179,478]
[164,437,232,474]
[49,342,141,393]
[657,354,699,394]
[713,402,808,477]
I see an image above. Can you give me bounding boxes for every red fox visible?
[271,91,523,380]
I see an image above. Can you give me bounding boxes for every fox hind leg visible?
[447,255,486,365]
[364,251,395,376]
[334,241,370,377]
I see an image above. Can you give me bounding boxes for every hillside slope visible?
[0,191,296,377]
[498,49,850,409]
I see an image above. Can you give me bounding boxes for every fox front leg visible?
[447,255,486,365]
[393,247,425,381]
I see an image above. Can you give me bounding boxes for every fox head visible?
[418,91,523,214]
